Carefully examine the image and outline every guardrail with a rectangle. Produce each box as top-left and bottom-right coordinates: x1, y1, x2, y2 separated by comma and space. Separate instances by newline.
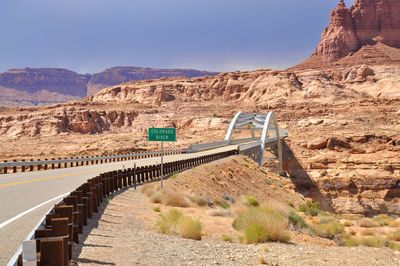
188, 137, 259, 152
0, 150, 185, 174
8, 149, 238, 266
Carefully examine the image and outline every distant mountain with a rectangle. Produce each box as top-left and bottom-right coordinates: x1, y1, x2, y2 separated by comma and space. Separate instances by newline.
0, 66, 219, 106
87, 67, 219, 96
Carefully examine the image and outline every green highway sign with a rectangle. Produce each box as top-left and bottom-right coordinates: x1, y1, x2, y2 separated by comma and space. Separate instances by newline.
148, 128, 176, 142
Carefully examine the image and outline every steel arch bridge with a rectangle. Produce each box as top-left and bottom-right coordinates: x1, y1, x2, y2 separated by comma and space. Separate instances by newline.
225, 111, 289, 174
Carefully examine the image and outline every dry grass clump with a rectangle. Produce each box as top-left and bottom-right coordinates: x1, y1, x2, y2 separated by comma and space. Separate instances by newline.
373, 214, 394, 226
233, 206, 290, 243
264, 199, 292, 218
208, 208, 232, 217
358, 218, 379, 228
244, 196, 260, 207
222, 234, 233, 242
215, 199, 231, 209
161, 190, 191, 207
343, 221, 353, 227
343, 236, 359, 247
188, 195, 209, 207
150, 191, 163, 203
388, 230, 400, 241
178, 216, 202, 240
361, 228, 375, 236
359, 237, 385, 247
313, 221, 345, 238
141, 183, 156, 197
156, 208, 183, 235
153, 206, 161, 212
156, 208, 202, 240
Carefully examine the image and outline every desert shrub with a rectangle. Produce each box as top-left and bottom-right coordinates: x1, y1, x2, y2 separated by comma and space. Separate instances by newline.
298, 200, 321, 217
348, 214, 363, 221
285, 199, 295, 208
343, 236, 360, 247
178, 216, 202, 240
156, 208, 183, 234
222, 234, 233, 242
154, 206, 161, 212
361, 228, 375, 236
162, 190, 190, 207
388, 230, 400, 241
150, 191, 163, 203
360, 237, 385, 247
289, 211, 309, 229
238, 235, 245, 244
343, 221, 353, 227
215, 199, 230, 209
388, 241, 400, 251
319, 217, 335, 224
373, 214, 394, 226
244, 196, 260, 207
358, 218, 379, 228
189, 195, 209, 207
141, 183, 155, 197
233, 206, 290, 243
314, 222, 344, 238
208, 208, 232, 217
265, 199, 291, 218
156, 208, 202, 240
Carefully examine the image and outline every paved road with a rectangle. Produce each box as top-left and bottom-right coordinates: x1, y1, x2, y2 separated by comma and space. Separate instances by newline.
0, 145, 240, 265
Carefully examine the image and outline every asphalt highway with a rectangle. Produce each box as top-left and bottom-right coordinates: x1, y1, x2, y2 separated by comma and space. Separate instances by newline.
0, 145, 239, 265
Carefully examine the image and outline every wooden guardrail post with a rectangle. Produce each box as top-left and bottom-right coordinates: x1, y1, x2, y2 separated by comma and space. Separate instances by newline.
51, 158, 55, 169
12, 159, 17, 173
37, 159, 42, 171
71, 190, 87, 226
123, 170, 127, 187
40, 238, 65, 266
3, 160, 8, 174
126, 168, 131, 186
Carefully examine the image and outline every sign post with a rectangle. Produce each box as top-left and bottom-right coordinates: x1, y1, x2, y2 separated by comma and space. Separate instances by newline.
148, 128, 176, 188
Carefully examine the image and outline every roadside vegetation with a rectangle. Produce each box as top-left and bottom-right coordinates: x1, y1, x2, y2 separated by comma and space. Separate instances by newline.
140, 156, 400, 253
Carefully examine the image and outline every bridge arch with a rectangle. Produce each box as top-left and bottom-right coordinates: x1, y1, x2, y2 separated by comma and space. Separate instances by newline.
225, 111, 285, 174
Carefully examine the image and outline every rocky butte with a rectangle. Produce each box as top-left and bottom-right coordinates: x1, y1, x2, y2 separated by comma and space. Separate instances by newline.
0, 0, 399, 216
295, 0, 400, 69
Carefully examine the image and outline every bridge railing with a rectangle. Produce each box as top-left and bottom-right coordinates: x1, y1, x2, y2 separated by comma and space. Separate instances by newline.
0, 150, 186, 174
7, 149, 238, 266
188, 137, 259, 152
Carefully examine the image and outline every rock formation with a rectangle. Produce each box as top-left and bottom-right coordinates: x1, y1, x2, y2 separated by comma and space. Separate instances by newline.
0, 67, 219, 106
316, 0, 400, 63
87, 67, 219, 96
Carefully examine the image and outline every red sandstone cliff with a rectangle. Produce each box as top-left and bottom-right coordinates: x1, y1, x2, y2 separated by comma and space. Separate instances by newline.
295, 0, 400, 69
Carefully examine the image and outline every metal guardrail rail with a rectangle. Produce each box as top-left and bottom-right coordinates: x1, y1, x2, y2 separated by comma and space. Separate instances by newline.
0, 150, 186, 168
188, 137, 259, 152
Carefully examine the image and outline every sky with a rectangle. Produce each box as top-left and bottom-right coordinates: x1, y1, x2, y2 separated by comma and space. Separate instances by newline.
0, 0, 351, 74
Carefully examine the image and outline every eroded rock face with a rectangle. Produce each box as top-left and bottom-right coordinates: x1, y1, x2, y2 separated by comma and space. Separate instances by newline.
316, 0, 400, 62
0, 67, 219, 106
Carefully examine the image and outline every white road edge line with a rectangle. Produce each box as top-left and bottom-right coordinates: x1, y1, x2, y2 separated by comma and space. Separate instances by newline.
0, 193, 69, 229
